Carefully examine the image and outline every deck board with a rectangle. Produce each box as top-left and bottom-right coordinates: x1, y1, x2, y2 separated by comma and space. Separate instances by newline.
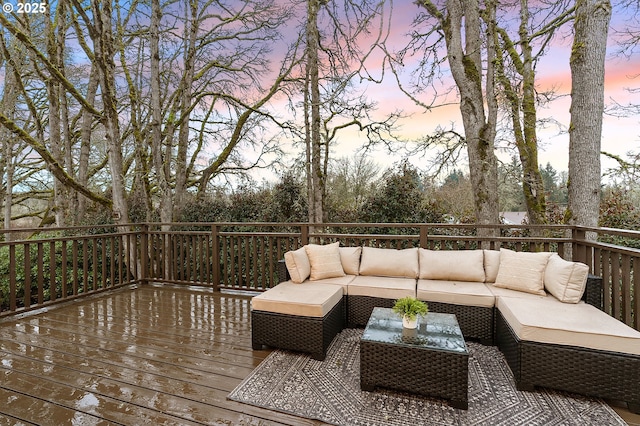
0, 286, 326, 425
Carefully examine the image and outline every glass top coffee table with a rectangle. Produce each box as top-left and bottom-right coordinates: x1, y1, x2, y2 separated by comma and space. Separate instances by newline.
360, 307, 469, 409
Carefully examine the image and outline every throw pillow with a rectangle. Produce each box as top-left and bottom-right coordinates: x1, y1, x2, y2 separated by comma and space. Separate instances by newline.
418, 249, 485, 282
544, 253, 589, 303
305, 242, 346, 280
493, 248, 552, 296
483, 249, 501, 283
339, 246, 362, 275
284, 247, 311, 283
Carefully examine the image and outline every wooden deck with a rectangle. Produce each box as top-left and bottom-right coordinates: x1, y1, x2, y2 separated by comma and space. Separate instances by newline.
1, 285, 639, 426
0, 285, 326, 425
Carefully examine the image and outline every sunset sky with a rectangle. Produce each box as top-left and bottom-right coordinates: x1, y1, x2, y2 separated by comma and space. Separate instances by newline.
291, 1, 640, 182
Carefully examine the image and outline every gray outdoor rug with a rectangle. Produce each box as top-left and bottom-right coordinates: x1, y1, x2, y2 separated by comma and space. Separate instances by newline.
229, 328, 626, 426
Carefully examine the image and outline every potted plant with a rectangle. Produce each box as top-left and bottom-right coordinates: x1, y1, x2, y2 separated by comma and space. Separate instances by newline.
392, 296, 428, 329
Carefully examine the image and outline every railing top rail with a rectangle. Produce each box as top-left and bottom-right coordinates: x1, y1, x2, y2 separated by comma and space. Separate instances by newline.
575, 225, 640, 238
141, 222, 573, 229
0, 224, 134, 234
579, 239, 640, 256
5, 222, 637, 231
0, 230, 139, 246
321, 234, 573, 242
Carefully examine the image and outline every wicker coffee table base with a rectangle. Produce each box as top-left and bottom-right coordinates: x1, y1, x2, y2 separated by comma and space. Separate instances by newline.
360, 339, 469, 409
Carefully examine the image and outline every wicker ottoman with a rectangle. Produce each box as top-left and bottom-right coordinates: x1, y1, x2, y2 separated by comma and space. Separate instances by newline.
360, 308, 469, 409
251, 282, 345, 360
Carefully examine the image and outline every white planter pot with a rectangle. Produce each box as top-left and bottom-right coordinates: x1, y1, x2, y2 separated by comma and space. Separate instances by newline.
402, 315, 418, 329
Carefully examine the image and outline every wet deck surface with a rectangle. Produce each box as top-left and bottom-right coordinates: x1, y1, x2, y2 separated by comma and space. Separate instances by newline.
2, 285, 638, 426
0, 286, 325, 425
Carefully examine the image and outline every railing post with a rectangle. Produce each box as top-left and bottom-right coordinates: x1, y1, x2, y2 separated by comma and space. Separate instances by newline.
9, 244, 16, 311
572, 227, 587, 264
419, 225, 428, 248
140, 224, 148, 285
301, 224, 309, 246
212, 224, 221, 291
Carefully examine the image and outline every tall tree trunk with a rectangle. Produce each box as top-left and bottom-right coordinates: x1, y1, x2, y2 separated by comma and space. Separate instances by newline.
1, 53, 17, 240
568, 0, 611, 231
150, 0, 173, 228
305, 57, 313, 226
491, 0, 547, 225
174, 0, 198, 220
91, 0, 130, 227
58, 7, 75, 225
46, 2, 70, 226
420, 0, 500, 232
77, 66, 99, 221
307, 0, 324, 224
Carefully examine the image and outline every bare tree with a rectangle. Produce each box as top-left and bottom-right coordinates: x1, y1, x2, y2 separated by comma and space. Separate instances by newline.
0, 11, 112, 224
306, 0, 324, 224
417, 0, 501, 231
490, 0, 575, 225
0, 38, 19, 238
302, 0, 396, 224
1, 0, 300, 228
568, 0, 612, 230
149, 0, 171, 227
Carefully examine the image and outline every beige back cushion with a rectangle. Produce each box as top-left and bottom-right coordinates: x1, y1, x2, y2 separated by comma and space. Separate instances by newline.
305, 242, 346, 281
418, 249, 485, 282
544, 253, 589, 303
493, 249, 552, 296
359, 246, 419, 278
339, 246, 362, 275
284, 247, 310, 283
483, 250, 501, 283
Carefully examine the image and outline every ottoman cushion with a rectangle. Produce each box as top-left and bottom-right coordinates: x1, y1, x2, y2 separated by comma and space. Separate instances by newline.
251, 281, 343, 318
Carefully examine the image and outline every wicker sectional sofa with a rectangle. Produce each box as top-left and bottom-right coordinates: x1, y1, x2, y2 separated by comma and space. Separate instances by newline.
251, 243, 640, 413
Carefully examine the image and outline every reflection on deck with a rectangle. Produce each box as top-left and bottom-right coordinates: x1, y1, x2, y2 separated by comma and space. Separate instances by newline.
0, 286, 321, 425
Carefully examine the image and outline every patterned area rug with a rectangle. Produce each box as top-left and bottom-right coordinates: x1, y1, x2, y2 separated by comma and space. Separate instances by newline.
229, 328, 626, 426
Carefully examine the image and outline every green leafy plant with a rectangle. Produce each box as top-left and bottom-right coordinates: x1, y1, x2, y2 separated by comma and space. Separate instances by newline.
392, 296, 428, 321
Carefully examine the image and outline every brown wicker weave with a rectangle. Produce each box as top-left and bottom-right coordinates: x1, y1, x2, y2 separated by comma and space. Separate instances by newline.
277, 259, 290, 284
360, 309, 469, 409
496, 308, 640, 414
422, 301, 494, 344
582, 274, 604, 309
347, 295, 395, 327
251, 297, 345, 361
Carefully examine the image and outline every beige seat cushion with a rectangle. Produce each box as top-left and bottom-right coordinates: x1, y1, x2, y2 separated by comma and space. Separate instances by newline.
497, 295, 640, 355
417, 280, 495, 308
284, 247, 311, 283
305, 242, 345, 280
493, 249, 552, 296
483, 249, 501, 283
359, 247, 419, 278
348, 275, 416, 299
251, 282, 343, 318
296, 275, 356, 294
544, 253, 589, 303
339, 246, 362, 275
419, 249, 485, 282
489, 285, 549, 301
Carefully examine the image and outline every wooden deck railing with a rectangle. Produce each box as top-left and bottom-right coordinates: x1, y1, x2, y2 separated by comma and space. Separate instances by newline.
1, 222, 639, 332
0, 225, 140, 316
